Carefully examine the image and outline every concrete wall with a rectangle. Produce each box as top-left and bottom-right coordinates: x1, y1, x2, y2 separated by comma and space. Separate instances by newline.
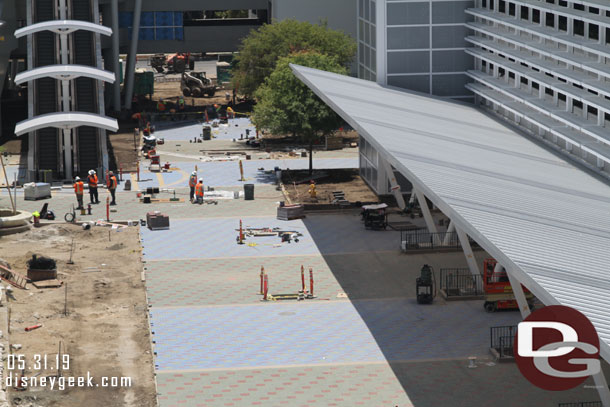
271, 0, 357, 39
115, 25, 260, 53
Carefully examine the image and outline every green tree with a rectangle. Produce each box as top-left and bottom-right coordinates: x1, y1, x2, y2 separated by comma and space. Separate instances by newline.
252, 52, 346, 174
232, 19, 356, 97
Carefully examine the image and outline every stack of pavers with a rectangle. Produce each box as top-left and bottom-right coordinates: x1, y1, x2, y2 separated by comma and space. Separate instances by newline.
147, 211, 170, 230
277, 203, 305, 220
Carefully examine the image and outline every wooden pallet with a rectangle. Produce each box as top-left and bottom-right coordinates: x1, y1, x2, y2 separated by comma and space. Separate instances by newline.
0, 264, 29, 289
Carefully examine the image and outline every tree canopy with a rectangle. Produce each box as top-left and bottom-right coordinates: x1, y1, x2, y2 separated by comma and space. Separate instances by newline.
232, 19, 356, 97
252, 52, 347, 173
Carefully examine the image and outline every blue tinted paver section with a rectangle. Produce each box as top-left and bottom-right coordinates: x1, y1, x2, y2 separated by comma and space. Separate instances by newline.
150, 299, 521, 371
154, 118, 256, 141
140, 217, 319, 260
136, 157, 359, 188
140, 215, 403, 260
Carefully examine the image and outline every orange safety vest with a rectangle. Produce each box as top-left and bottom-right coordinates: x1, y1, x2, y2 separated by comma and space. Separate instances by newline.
88, 174, 98, 188
74, 181, 84, 195
157, 101, 166, 112
189, 175, 197, 187
195, 183, 204, 197
107, 176, 117, 190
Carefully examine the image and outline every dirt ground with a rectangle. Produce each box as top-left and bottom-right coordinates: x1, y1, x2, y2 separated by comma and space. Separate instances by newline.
282, 169, 378, 205
0, 224, 155, 407
152, 80, 234, 107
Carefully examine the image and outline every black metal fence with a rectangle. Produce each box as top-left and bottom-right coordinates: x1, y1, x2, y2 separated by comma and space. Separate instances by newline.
400, 230, 479, 252
558, 403, 602, 407
490, 325, 518, 359
439, 268, 484, 297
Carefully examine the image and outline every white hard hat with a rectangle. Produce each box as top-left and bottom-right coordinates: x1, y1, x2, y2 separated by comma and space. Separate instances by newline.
75, 176, 81, 181
88, 169, 95, 175
192, 171, 196, 176
199, 178, 203, 182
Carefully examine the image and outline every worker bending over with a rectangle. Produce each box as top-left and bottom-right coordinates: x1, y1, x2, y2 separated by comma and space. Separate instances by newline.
188, 171, 197, 202
107, 171, 118, 206
88, 170, 99, 204
73, 177, 84, 209
195, 178, 204, 205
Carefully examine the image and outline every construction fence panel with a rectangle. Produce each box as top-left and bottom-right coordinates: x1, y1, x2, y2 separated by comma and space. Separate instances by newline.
557, 403, 603, 407
440, 268, 483, 297
490, 325, 517, 357
401, 230, 478, 251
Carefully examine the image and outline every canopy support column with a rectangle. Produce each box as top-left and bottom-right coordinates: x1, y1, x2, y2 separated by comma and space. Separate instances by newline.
456, 227, 481, 287
124, 0, 142, 110
380, 158, 406, 210
414, 189, 440, 245
443, 220, 455, 246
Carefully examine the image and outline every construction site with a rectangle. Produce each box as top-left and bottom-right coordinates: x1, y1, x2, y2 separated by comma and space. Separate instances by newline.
1, 0, 610, 407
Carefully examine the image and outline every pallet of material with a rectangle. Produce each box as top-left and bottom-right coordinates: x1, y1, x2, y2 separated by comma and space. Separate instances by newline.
277, 204, 305, 220
32, 279, 63, 289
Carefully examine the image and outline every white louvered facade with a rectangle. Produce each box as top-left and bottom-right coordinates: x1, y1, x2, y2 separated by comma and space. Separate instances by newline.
466, 0, 610, 177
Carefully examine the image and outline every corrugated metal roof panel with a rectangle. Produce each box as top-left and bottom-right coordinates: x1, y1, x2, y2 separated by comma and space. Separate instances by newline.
291, 64, 610, 360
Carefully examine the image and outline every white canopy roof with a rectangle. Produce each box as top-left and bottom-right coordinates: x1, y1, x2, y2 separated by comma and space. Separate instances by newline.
14, 20, 112, 38
291, 64, 610, 360
15, 65, 115, 85
15, 112, 118, 135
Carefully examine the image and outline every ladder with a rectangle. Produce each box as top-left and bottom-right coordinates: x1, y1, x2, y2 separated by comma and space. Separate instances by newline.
0, 264, 29, 289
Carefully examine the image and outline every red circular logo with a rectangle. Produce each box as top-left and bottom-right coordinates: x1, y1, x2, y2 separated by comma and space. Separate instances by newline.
514, 305, 600, 391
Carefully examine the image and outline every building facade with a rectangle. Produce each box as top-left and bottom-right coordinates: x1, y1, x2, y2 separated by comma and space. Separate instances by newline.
358, 0, 610, 193
466, 0, 610, 176
358, 0, 475, 101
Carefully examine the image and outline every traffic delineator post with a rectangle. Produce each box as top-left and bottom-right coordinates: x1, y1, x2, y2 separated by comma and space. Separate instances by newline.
263, 273, 269, 301
260, 266, 265, 295
309, 268, 314, 296
301, 265, 305, 291
106, 197, 110, 222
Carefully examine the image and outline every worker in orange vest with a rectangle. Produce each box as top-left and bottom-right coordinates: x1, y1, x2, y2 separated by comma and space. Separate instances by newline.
157, 99, 166, 112
194, 178, 204, 205
73, 176, 84, 209
188, 171, 197, 202
87, 169, 99, 204
107, 171, 118, 206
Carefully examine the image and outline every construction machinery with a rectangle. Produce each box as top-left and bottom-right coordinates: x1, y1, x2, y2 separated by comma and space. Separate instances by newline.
181, 71, 216, 97
416, 264, 436, 304
483, 258, 533, 312
151, 52, 191, 73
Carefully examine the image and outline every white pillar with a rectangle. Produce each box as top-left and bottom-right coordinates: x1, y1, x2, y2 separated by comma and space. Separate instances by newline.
505, 267, 531, 318
455, 226, 482, 290
124, 0, 142, 110
111, 0, 121, 111
414, 188, 438, 237
59, 0, 73, 180
380, 158, 406, 210
443, 220, 455, 246
592, 372, 610, 407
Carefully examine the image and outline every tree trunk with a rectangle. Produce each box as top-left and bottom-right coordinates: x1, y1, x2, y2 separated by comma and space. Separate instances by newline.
309, 138, 313, 175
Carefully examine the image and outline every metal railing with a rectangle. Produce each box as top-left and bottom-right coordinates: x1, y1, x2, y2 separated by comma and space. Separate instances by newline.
400, 230, 478, 251
490, 325, 517, 359
558, 403, 602, 407
440, 268, 484, 297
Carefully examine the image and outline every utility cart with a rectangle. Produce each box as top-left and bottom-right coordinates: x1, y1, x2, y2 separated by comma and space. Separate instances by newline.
361, 203, 388, 230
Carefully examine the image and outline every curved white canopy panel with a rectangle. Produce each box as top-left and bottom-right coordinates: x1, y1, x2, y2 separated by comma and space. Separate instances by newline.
15, 113, 118, 136
15, 65, 115, 85
14, 20, 112, 38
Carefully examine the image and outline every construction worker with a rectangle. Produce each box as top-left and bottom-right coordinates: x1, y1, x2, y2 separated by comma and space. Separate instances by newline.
107, 171, 118, 206
73, 176, 84, 209
188, 171, 197, 202
157, 99, 166, 112
194, 178, 204, 205
178, 96, 185, 110
87, 170, 99, 204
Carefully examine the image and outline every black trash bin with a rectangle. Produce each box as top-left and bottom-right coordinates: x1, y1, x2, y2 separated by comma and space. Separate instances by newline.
244, 184, 255, 200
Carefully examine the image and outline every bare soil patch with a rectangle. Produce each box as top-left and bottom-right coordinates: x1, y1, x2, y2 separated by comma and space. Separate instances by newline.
0, 224, 155, 407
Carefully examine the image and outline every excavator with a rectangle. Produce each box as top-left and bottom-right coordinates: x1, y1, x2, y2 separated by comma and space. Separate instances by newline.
151, 52, 190, 73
